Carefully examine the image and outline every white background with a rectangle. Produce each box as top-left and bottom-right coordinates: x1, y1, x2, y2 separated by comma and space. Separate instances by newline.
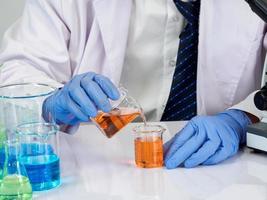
0, 0, 25, 44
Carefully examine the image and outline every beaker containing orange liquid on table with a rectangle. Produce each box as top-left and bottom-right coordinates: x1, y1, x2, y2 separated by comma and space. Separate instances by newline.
91, 87, 146, 138
133, 124, 165, 168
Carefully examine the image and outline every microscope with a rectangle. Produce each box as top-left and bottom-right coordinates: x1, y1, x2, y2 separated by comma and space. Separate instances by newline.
246, 0, 267, 152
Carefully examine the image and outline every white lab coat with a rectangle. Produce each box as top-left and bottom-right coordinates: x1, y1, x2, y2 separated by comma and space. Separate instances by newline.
0, 0, 265, 119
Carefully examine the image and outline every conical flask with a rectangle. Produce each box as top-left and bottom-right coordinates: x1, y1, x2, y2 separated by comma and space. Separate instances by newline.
0, 139, 32, 200
0, 139, 4, 184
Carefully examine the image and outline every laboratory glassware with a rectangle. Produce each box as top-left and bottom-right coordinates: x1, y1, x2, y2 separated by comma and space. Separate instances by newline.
0, 129, 6, 180
0, 141, 4, 184
91, 87, 146, 138
16, 122, 60, 191
0, 139, 32, 200
133, 124, 165, 168
0, 83, 56, 140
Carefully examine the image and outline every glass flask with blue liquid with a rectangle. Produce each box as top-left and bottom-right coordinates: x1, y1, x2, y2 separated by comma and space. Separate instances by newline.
16, 123, 60, 191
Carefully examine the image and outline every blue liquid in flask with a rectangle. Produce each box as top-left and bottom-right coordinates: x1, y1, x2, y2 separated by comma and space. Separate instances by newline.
19, 144, 60, 191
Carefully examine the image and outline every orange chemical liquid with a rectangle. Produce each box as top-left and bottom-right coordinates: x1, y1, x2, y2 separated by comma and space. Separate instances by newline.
93, 107, 141, 138
135, 137, 163, 168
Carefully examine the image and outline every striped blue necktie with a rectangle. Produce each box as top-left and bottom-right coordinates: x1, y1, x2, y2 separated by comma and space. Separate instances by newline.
161, 0, 200, 121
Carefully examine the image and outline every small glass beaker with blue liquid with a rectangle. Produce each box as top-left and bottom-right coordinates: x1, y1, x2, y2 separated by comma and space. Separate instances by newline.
16, 122, 60, 191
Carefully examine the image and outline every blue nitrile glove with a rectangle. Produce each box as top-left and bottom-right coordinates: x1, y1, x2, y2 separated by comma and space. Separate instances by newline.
164, 110, 252, 169
42, 72, 120, 125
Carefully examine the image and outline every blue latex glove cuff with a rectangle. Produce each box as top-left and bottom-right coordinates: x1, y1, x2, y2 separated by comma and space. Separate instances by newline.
218, 109, 252, 145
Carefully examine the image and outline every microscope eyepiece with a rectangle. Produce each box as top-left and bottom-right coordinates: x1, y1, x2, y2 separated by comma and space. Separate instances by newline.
254, 86, 267, 111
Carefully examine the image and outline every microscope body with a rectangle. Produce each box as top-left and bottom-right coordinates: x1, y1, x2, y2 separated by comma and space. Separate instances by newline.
247, 120, 267, 152
236, 0, 267, 151
246, 72, 267, 152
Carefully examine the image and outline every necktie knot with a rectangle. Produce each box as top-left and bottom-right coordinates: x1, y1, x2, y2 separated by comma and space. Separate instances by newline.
173, 0, 200, 24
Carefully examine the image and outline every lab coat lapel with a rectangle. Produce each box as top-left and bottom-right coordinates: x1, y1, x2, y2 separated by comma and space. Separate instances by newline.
93, 0, 132, 85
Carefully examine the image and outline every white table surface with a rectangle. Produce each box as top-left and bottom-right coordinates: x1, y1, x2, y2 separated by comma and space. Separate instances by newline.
35, 122, 267, 200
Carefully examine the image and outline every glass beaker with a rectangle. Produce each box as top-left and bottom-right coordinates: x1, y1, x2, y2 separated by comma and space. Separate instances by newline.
133, 124, 165, 168
0, 83, 56, 140
0, 139, 32, 200
16, 122, 60, 191
91, 87, 146, 138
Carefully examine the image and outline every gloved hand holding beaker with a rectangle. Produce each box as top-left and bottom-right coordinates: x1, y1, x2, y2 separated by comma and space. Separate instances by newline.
43, 72, 120, 125
164, 109, 252, 169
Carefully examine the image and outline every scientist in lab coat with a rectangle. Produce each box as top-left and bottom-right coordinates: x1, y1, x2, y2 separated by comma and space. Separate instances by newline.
0, 0, 264, 169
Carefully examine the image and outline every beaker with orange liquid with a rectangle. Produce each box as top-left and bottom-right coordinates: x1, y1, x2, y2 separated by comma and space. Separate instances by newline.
133, 124, 165, 168
91, 87, 146, 138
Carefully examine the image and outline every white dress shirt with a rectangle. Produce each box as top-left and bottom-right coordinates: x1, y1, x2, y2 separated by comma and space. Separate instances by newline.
121, 0, 185, 121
